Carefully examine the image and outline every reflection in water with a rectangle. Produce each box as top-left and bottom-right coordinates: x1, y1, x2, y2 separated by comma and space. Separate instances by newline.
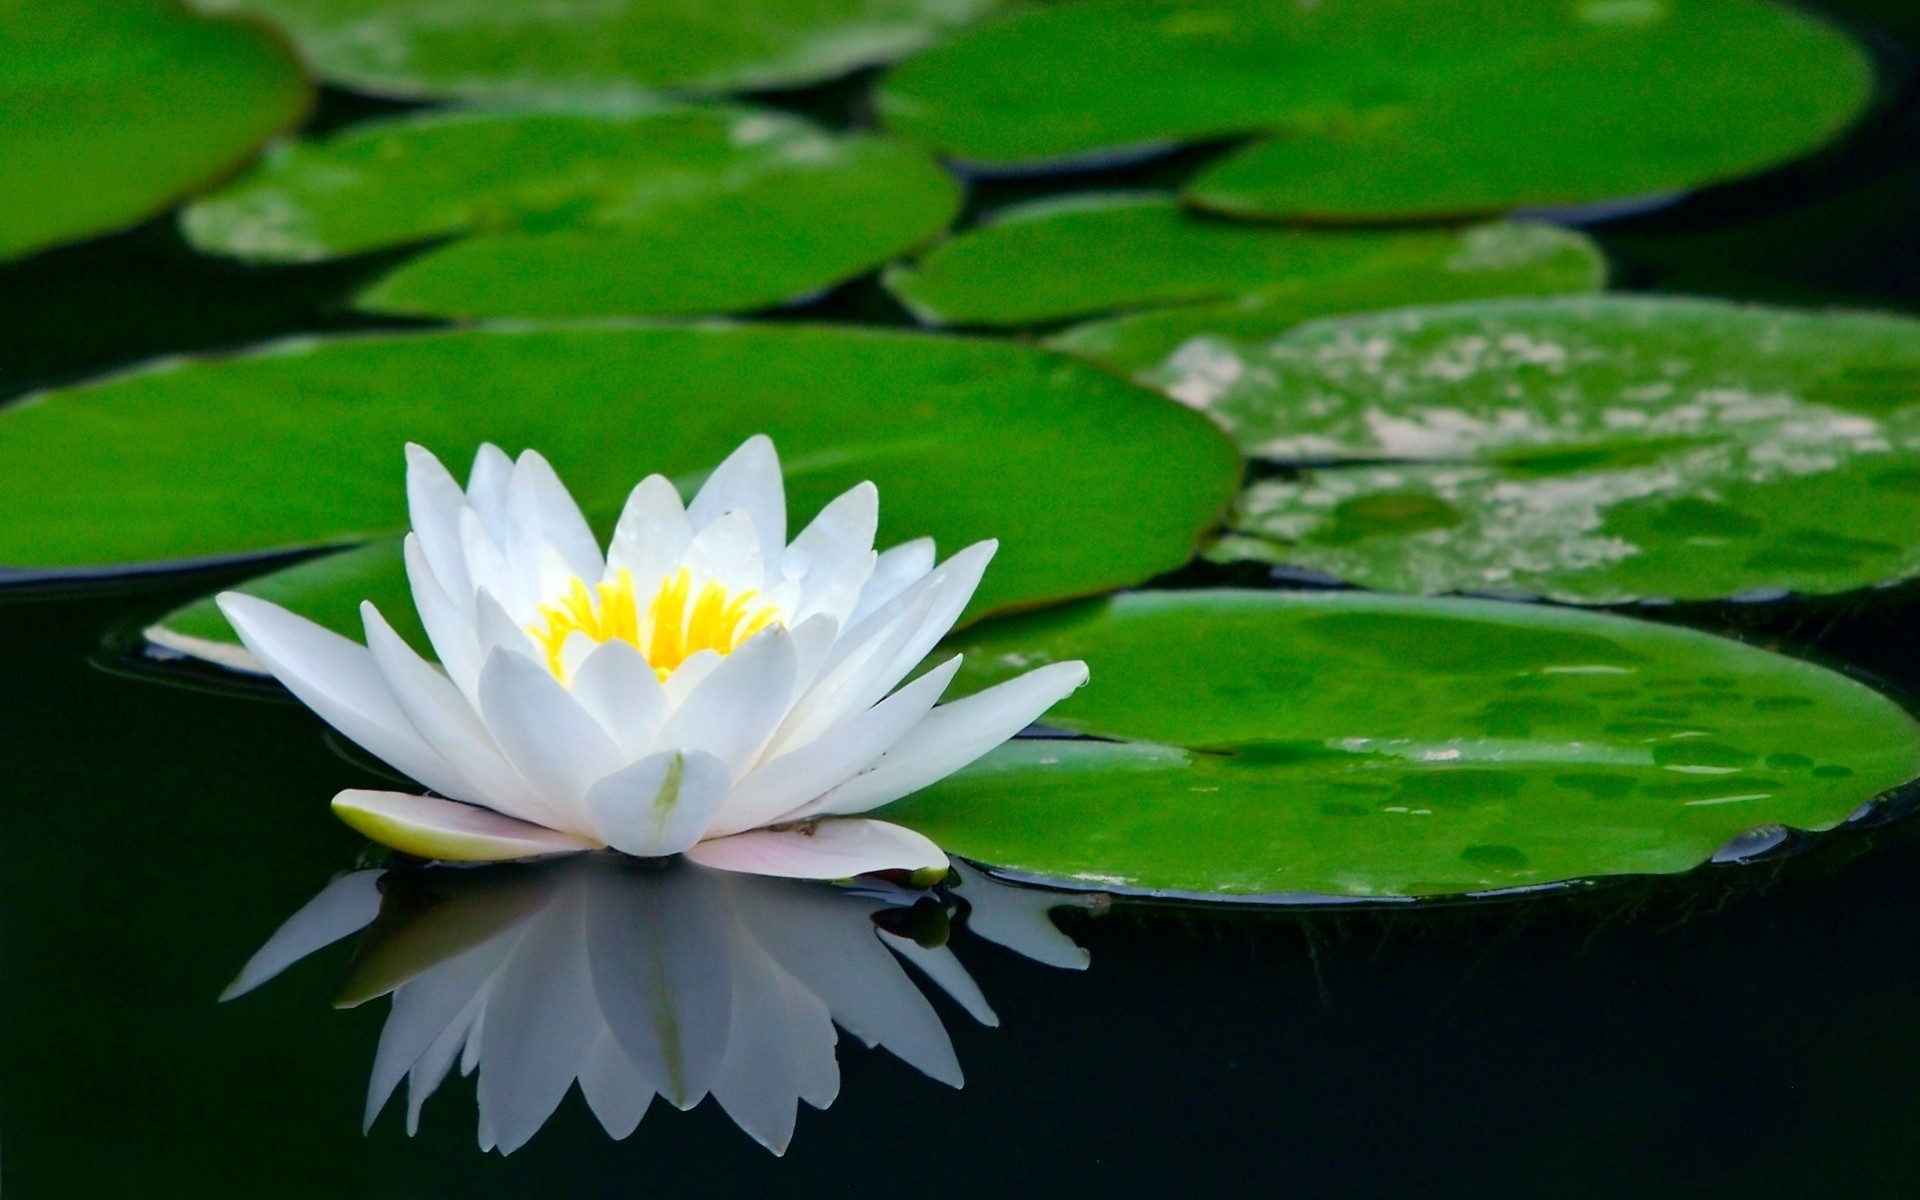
226, 855, 1092, 1154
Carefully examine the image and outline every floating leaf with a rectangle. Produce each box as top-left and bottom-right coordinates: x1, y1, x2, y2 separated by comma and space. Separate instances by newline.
190, 0, 1006, 98
1144, 296, 1920, 603
884, 195, 1603, 328
0, 323, 1238, 661
889, 590, 1920, 898
878, 0, 1871, 218
0, 0, 309, 261
182, 105, 960, 319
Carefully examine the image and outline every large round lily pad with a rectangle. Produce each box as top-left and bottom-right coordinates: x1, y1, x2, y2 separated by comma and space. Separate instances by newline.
878, 0, 1872, 219
189, 0, 1006, 98
182, 105, 961, 319
888, 590, 1920, 899
1144, 296, 1920, 603
0, 0, 310, 262
0, 323, 1237, 657
884, 195, 1603, 328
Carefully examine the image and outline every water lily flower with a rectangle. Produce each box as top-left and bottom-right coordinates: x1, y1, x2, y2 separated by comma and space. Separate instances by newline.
218, 437, 1087, 880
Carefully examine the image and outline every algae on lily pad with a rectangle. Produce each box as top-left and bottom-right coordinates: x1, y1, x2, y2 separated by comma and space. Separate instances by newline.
884, 194, 1604, 328
0, 323, 1239, 661
188, 0, 1005, 98
0, 0, 309, 262
1147, 296, 1920, 603
183, 105, 961, 319
888, 590, 1920, 899
878, 0, 1871, 219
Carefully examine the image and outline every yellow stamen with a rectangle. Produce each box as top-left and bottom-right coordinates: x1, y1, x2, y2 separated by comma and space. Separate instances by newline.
528, 567, 781, 682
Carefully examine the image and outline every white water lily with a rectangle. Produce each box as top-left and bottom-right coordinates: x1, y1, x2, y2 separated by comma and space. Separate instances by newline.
217, 436, 1087, 880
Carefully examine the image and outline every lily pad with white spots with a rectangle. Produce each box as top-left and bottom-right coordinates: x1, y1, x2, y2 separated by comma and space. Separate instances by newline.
0, 0, 309, 262
878, 0, 1872, 219
887, 590, 1920, 899
188, 0, 1006, 98
182, 105, 961, 319
0, 323, 1239, 664
1144, 296, 1920, 603
883, 194, 1604, 328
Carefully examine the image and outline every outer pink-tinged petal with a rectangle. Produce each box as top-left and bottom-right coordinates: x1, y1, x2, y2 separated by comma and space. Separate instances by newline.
607, 474, 690, 586
685, 819, 947, 880
801, 661, 1089, 818
506, 449, 604, 584
403, 534, 481, 695
585, 750, 731, 858
711, 656, 961, 839
478, 650, 627, 824
651, 628, 798, 778
362, 603, 550, 825
217, 592, 471, 801
688, 435, 786, 572
848, 537, 935, 627
332, 791, 598, 862
784, 481, 877, 584
406, 444, 474, 601
568, 639, 669, 757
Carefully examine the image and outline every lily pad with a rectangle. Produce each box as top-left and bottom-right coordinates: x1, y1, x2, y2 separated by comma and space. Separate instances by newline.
0, 0, 310, 261
884, 195, 1603, 328
189, 0, 1005, 98
182, 105, 961, 319
878, 0, 1872, 219
889, 590, 1920, 898
0, 323, 1236, 658
1145, 296, 1920, 603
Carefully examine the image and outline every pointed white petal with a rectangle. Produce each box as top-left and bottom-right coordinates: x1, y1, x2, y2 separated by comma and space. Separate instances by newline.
367, 932, 515, 1132
217, 593, 471, 800
461, 507, 527, 618
568, 639, 669, 757
465, 443, 515, 542
332, 791, 598, 861
802, 661, 1088, 818
650, 627, 798, 778
473, 588, 538, 666
478, 650, 627, 826
606, 474, 691, 585
709, 927, 808, 1155
686, 819, 947, 880
473, 885, 599, 1154
786, 613, 841, 696
790, 548, 878, 628
712, 657, 960, 838
660, 647, 724, 704
406, 444, 474, 601
784, 481, 877, 583
222, 870, 385, 1000
577, 1026, 654, 1140
951, 860, 1092, 970
506, 449, 604, 584
881, 934, 998, 1027
585, 750, 731, 857
766, 586, 939, 758
849, 537, 935, 627
687, 435, 785, 572
684, 509, 765, 593
404, 534, 481, 697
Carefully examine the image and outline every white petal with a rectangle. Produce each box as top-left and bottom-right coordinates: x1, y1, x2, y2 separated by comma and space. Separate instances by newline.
766, 586, 939, 758
951, 860, 1092, 971
221, 870, 385, 1000
332, 790, 598, 862
406, 444, 474, 601
684, 509, 765, 594
362, 603, 551, 825
786, 613, 841, 696
880, 934, 998, 1027
404, 533, 481, 698
650, 627, 798, 778
686, 819, 947, 880
687, 435, 785, 572
784, 481, 877, 583
708, 927, 811, 1155
711, 656, 961, 839
465, 442, 515, 543
568, 639, 669, 757
585, 749, 731, 857
462, 507, 526, 618
478, 650, 627, 827
473, 588, 538, 666
802, 661, 1088, 818
849, 537, 935, 627
577, 1026, 653, 1140
606, 474, 691, 586
367, 933, 513, 1132
505, 449, 604, 584
789, 548, 877, 629
217, 593, 471, 801
661, 648, 724, 703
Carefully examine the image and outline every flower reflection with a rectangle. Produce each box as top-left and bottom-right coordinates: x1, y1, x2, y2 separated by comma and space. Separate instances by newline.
225, 856, 1093, 1154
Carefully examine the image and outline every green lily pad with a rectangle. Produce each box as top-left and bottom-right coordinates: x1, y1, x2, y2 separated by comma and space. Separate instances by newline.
878, 0, 1871, 219
889, 590, 1920, 898
0, 323, 1235, 659
1144, 295, 1920, 603
1036, 220, 1606, 371
0, 0, 310, 261
189, 0, 1005, 98
182, 105, 960, 319
883, 195, 1603, 328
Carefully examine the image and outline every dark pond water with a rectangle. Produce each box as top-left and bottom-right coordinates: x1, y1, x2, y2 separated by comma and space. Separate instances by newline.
5, 2, 1920, 1195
